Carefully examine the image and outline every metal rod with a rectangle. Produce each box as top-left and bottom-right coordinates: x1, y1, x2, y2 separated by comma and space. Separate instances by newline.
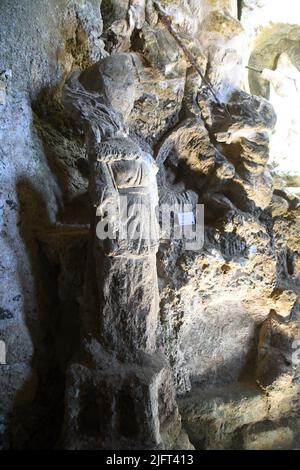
153, 1, 223, 107
246, 65, 263, 74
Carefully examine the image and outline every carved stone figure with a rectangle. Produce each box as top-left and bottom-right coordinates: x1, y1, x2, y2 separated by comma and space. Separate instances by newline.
262, 53, 300, 188
92, 136, 160, 358
63, 54, 161, 358
93, 136, 159, 257
62, 53, 184, 449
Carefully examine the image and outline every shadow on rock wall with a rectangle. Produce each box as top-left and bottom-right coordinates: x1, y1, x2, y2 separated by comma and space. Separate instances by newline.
8, 181, 65, 448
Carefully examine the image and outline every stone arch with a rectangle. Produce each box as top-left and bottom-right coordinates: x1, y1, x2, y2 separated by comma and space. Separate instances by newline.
248, 23, 300, 98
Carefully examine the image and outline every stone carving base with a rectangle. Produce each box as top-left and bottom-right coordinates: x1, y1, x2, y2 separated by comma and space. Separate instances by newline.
62, 341, 183, 450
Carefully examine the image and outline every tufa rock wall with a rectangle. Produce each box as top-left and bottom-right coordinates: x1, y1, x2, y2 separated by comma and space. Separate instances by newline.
0, 0, 299, 449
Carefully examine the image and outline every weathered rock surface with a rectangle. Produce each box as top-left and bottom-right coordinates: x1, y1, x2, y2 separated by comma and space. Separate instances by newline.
0, 0, 104, 449
0, 0, 299, 450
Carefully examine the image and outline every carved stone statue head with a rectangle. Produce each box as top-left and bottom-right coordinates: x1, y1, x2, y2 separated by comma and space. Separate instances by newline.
77, 53, 138, 121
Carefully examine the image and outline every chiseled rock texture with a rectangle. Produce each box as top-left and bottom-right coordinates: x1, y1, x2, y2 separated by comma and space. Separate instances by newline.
0, 0, 299, 450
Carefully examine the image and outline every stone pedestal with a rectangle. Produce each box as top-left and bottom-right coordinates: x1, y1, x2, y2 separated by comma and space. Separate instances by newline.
63, 342, 181, 450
